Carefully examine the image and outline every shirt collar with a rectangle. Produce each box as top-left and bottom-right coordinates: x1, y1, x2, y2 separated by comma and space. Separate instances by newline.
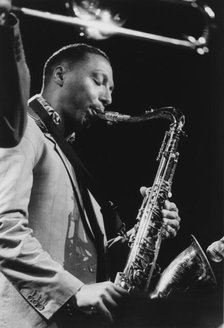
28, 94, 76, 143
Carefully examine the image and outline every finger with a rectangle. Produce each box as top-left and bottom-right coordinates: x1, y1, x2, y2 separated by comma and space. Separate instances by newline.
162, 209, 180, 222
101, 285, 128, 307
100, 282, 129, 302
106, 297, 119, 310
96, 301, 114, 323
163, 218, 180, 232
140, 186, 147, 197
103, 281, 128, 296
162, 224, 177, 239
113, 285, 129, 296
164, 200, 179, 213
94, 285, 127, 319
102, 292, 121, 312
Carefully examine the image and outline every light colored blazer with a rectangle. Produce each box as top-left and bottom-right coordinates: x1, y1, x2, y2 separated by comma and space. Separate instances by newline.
0, 14, 87, 327
0, 14, 118, 328
0, 115, 105, 327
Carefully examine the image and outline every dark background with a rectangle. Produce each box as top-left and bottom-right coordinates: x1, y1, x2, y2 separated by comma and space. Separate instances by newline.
13, 0, 223, 326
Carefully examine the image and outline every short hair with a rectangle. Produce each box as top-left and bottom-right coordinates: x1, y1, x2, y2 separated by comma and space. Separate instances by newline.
42, 43, 110, 88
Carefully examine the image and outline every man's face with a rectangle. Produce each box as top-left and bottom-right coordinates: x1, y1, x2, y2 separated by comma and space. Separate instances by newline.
59, 53, 114, 131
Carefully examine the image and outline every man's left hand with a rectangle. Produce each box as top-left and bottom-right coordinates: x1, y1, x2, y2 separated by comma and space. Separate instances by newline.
162, 199, 180, 238
140, 186, 181, 239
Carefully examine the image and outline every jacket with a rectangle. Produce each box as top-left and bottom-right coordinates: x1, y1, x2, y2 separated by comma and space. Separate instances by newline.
0, 111, 109, 327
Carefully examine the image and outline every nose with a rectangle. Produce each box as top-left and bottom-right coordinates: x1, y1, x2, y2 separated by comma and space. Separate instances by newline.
100, 88, 112, 108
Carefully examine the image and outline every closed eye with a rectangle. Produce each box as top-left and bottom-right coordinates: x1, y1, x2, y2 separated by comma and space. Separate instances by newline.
93, 78, 102, 86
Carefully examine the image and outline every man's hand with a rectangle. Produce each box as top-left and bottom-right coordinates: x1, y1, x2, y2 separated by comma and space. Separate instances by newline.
75, 281, 128, 323
140, 186, 181, 239
206, 236, 224, 263
0, 0, 11, 25
0, 0, 11, 11
162, 199, 180, 238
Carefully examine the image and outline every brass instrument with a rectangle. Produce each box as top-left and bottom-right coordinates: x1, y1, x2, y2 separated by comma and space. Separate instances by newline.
113, 106, 185, 294
150, 234, 216, 298
12, 0, 215, 54
97, 108, 216, 296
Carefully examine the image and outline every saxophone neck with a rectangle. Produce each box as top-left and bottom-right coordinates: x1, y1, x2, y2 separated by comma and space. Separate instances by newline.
97, 106, 185, 128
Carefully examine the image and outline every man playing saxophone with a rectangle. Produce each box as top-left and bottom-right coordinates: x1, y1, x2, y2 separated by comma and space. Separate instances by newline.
0, 1, 181, 327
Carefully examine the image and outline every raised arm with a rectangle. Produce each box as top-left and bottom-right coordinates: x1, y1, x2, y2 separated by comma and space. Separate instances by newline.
0, 0, 29, 147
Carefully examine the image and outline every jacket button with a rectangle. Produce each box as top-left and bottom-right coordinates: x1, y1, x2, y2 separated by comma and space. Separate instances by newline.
88, 265, 96, 273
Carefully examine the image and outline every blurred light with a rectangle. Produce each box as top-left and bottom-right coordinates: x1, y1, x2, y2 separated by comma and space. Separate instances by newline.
66, 0, 126, 39
204, 5, 215, 19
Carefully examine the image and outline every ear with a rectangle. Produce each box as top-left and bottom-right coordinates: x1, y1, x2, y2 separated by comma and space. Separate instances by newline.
53, 66, 66, 86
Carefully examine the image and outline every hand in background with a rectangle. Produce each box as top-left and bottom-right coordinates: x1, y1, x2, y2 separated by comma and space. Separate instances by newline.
0, 0, 11, 12
206, 237, 224, 263
0, 0, 11, 25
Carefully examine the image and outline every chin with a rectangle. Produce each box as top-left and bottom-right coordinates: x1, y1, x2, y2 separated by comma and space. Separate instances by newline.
83, 121, 92, 129
81, 115, 94, 129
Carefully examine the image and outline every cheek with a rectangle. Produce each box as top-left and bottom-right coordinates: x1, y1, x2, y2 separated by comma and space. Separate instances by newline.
65, 78, 97, 107
76, 80, 98, 101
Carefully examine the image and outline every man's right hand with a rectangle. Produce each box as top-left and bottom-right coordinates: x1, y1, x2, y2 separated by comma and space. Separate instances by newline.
75, 281, 128, 323
0, 0, 11, 13
0, 0, 11, 25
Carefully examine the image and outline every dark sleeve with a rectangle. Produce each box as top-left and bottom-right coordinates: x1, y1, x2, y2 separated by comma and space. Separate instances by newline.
107, 235, 130, 280
0, 13, 29, 147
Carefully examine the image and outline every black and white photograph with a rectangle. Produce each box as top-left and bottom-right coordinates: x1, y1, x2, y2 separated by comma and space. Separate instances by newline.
0, 0, 223, 327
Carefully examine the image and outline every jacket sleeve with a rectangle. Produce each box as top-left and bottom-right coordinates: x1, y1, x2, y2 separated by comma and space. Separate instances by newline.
0, 13, 28, 148
0, 121, 84, 320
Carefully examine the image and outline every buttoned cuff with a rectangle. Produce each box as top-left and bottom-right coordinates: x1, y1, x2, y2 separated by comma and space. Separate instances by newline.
19, 270, 85, 320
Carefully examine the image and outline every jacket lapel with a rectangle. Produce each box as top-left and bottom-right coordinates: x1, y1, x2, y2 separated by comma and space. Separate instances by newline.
45, 133, 78, 191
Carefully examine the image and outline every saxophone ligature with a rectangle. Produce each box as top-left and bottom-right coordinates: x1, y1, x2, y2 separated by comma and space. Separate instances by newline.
99, 107, 216, 297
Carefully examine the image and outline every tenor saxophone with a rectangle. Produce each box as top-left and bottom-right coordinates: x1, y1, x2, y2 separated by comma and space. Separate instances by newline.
98, 107, 216, 296
113, 107, 185, 294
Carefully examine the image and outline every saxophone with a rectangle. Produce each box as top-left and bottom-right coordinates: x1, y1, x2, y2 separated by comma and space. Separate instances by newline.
98, 107, 216, 296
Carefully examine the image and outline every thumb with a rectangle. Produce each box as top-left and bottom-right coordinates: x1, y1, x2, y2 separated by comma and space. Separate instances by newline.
140, 186, 148, 197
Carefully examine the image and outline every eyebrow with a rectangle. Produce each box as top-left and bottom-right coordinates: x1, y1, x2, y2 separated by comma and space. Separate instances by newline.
92, 71, 114, 90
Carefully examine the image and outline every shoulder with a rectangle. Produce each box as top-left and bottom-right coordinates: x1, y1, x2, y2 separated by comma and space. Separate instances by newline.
15, 116, 46, 164
25, 116, 45, 145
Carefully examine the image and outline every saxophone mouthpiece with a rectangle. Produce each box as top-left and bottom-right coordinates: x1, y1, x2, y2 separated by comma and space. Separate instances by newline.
97, 111, 131, 123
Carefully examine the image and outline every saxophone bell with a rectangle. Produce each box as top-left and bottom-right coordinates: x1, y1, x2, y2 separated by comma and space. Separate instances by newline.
150, 235, 216, 299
